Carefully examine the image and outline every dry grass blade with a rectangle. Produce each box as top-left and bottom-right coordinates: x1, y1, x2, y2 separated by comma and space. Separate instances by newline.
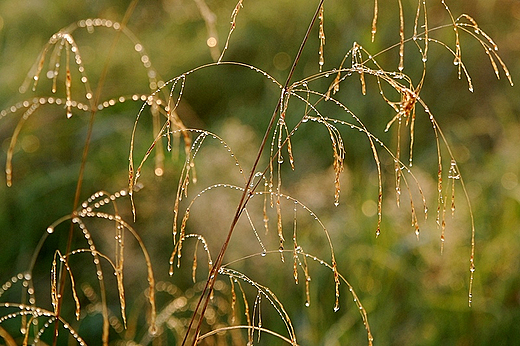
220, 267, 298, 344
398, 0, 405, 71
218, 0, 244, 63
371, 0, 378, 42
0, 326, 17, 346
318, 4, 325, 72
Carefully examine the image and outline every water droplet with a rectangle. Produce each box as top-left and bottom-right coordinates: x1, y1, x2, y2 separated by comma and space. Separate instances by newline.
149, 325, 158, 335
47, 227, 54, 234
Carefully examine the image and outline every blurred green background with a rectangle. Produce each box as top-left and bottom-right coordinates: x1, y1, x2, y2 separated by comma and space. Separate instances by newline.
0, 0, 519, 345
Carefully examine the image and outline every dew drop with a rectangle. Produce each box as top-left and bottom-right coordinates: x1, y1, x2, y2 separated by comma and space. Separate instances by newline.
47, 227, 54, 234
149, 325, 158, 335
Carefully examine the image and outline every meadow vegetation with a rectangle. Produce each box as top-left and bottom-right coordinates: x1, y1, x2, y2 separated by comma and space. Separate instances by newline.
0, 0, 518, 345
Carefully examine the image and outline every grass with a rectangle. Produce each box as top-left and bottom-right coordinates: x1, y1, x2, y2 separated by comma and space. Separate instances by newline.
0, 0, 515, 345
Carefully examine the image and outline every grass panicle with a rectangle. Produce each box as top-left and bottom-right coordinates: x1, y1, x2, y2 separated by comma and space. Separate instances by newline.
0, 0, 513, 345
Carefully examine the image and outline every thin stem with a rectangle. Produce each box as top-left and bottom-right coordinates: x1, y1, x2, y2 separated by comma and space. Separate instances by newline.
181, 1, 325, 344
51, 2, 139, 345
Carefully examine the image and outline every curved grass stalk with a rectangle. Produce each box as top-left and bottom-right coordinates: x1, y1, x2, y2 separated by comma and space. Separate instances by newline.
275, 74, 431, 238
219, 267, 298, 344
199, 325, 297, 345
423, 112, 476, 307
22, 186, 157, 344
77, 189, 157, 332
50, 250, 81, 321
0, 326, 16, 346
128, 61, 281, 219
222, 248, 374, 346
167, 130, 248, 272
286, 86, 385, 236
45, 216, 111, 344
19, 15, 162, 97
5, 103, 40, 187
0, 303, 87, 345
169, 176, 369, 340
1, 92, 169, 186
